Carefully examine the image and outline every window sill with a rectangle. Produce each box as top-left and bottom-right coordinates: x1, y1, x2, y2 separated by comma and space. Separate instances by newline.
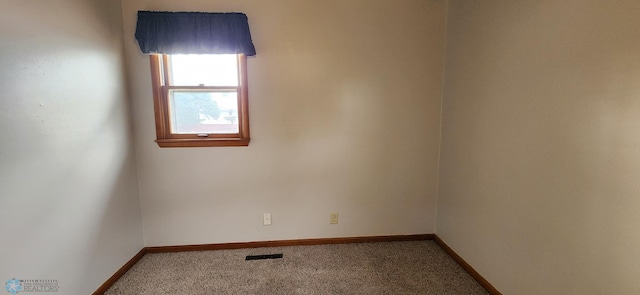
156, 138, 250, 148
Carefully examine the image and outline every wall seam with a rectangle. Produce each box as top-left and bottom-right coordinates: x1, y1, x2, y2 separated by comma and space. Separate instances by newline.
433, 0, 450, 235
118, 0, 148, 248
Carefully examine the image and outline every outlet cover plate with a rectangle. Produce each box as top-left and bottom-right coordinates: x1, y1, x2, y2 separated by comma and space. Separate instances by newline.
263, 213, 272, 225
330, 213, 338, 224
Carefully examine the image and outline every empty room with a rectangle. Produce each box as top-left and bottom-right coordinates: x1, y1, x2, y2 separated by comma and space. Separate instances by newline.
1, 0, 639, 294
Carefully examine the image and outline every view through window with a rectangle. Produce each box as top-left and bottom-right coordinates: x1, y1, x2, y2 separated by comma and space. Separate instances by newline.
168, 54, 239, 135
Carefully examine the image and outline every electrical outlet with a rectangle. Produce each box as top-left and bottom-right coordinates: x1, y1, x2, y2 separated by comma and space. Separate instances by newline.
330, 213, 338, 224
263, 213, 272, 225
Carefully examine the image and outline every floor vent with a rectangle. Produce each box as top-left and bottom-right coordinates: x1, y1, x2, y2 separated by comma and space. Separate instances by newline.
245, 254, 284, 260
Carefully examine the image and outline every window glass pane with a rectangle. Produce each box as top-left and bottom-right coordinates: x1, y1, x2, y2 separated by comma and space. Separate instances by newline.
169, 90, 239, 134
169, 54, 238, 86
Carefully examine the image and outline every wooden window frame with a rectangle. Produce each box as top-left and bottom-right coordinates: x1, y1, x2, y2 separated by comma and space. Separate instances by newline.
149, 54, 250, 147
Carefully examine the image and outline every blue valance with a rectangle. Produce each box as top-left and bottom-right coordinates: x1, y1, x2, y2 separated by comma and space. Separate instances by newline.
135, 11, 256, 56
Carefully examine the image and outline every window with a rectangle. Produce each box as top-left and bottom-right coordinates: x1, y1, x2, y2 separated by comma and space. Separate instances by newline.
149, 53, 250, 147
134, 11, 256, 147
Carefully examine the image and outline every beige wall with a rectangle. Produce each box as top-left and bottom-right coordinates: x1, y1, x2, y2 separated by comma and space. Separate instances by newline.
121, 0, 446, 246
438, 1, 640, 294
0, 0, 143, 293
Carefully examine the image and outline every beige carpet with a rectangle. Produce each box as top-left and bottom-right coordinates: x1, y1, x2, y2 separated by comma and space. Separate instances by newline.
105, 241, 488, 294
